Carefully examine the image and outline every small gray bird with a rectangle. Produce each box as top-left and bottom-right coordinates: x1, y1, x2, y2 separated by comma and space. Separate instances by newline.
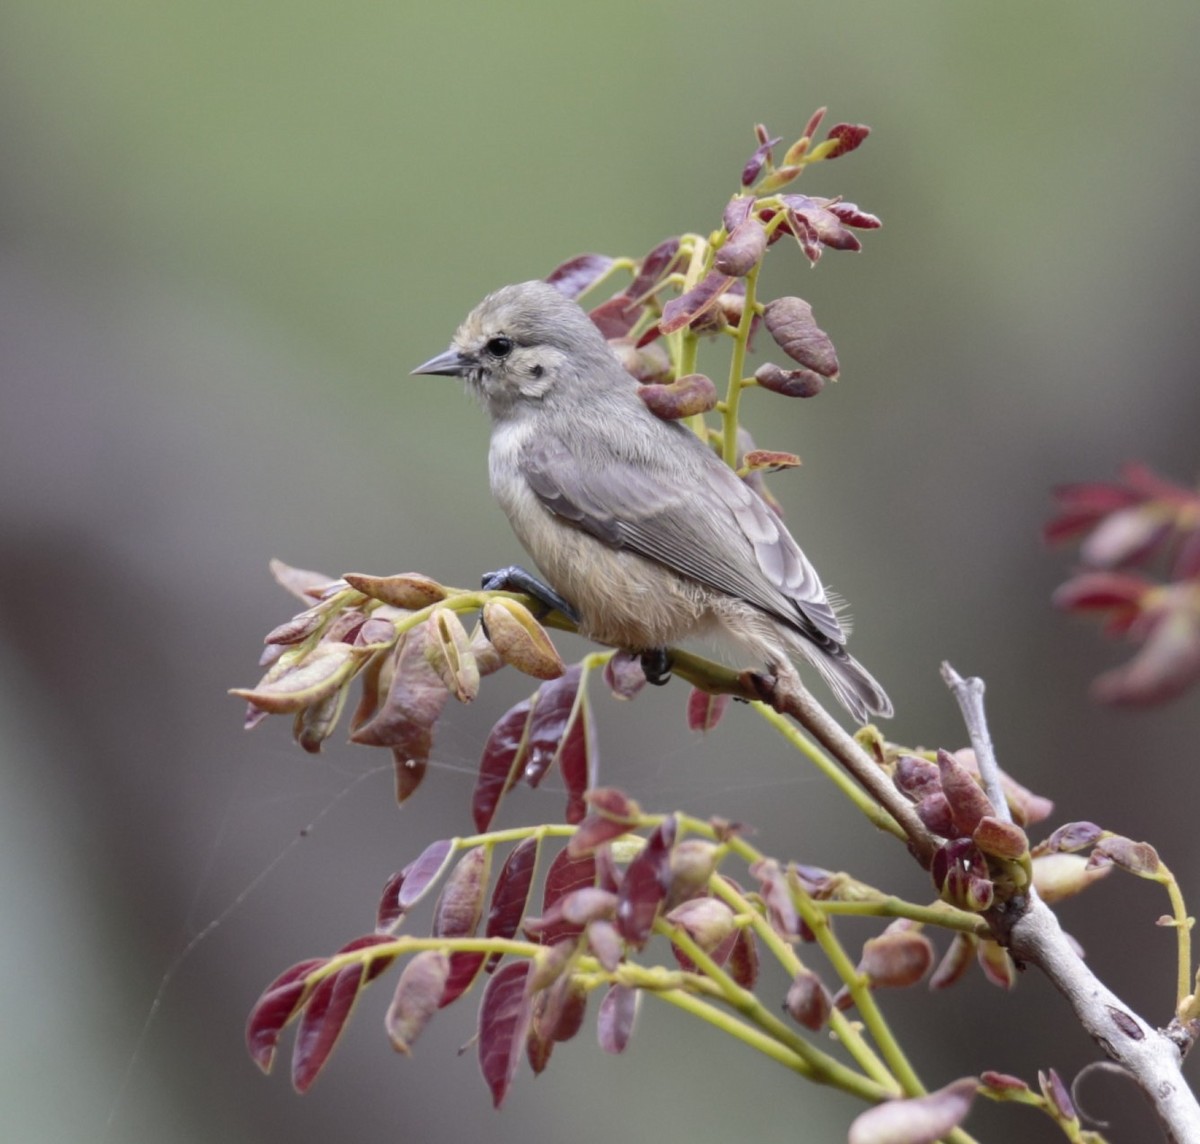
413, 280, 892, 723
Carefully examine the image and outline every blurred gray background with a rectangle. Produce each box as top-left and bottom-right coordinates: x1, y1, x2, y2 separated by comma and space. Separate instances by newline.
2, 3, 1198, 1142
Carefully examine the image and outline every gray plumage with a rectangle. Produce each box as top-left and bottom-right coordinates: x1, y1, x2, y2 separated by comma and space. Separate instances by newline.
413, 280, 892, 723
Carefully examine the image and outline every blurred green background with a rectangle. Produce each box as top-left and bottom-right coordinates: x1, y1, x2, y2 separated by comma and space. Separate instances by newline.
2, 3, 1198, 1142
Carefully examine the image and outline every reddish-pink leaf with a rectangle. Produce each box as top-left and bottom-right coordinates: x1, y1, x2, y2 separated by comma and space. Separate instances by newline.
538, 849, 597, 946
568, 787, 641, 857
545, 254, 614, 300
589, 295, 639, 339
485, 836, 541, 969
749, 858, 799, 939
848, 1078, 977, 1144
929, 932, 977, 991
754, 361, 827, 398
392, 754, 427, 805
741, 132, 782, 186
478, 961, 533, 1108
434, 847, 489, 938
246, 958, 325, 1073
398, 839, 455, 911
350, 628, 449, 796
660, 270, 736, 334
440, 952, 488, 1008
603, 650, 647, 699
473, 696, 538, 833
824, 200, 881, 229
937, 748, 995, 837
615, 816, 675, 948
559, 698, 596, 825
386, 950, 450, 1053
269, 558, 338, 603
722, 195, 754, 234
291, 964, 364, 1093
638, 374, 719, 421
687, 688, 730, 732
1040, 821, 1104, 854
586, 918, 624, 971
335, 933, 397, 983
634, 321, 663, 349
597, 984, 640, 1053
536, 974, 589, 1044
713, 217, 767, 277
628, 237, 682, 302
824, 123, 870, 159
727, 927, 760, 988
523, 667, 583, 788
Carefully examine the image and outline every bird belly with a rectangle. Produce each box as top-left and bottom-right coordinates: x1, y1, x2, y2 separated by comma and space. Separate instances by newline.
495, 474, 708, 650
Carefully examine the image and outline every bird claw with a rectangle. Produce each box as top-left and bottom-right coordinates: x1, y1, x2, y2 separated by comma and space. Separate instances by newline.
640, 648, 673, 686
480, 565, 580, 624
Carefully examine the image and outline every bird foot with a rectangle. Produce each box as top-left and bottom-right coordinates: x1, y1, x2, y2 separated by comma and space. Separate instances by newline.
640, 648, 673, 686
480, 565, 580, 624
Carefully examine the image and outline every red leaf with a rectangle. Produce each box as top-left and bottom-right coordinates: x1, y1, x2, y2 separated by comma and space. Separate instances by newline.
473, 696, 538, 833
628, 238, 682, 302
687, 688, 730, 732
246, 958, 326, 1073
538, 848, 597, 946
638, 374, 719, 421
268, 558, 339, 603
559, 697, 595, 825
291, 964, 364, 1093
336, 933, 397, 983
1051, 571, 1149, 611
589, 295, 639, 339
478, 961, 533, 1108
568, 787, 641, 857
434, 847, 490, 938
397, 839, 455, 911
660, 270, 736, 334
386, 949, 450, 1053
615, 817, 675, 948
722, 195, 754, 234
603, 650, 647, 699
824, 200, 881, 229
545, 254, 614, 300
749, 858, 798, 939
523, 666, 583, 789
824, 123, 870, 159
485, 836, 541, 970
727, 928, 759, 988
848, 1078, 977, 1144
597, 984, 640, 1053
634, 321, 663, 349
440, 952, 489, 1007
350, 627, 449, 794
392, 754, 426, 805
741, 133, 782, 187
376, 869, 407, 930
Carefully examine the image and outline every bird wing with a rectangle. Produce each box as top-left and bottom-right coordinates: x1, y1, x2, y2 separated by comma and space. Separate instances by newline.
522, 430, 845, 645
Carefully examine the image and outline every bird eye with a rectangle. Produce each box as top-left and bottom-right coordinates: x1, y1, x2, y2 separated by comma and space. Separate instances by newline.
485, 336, 513, 359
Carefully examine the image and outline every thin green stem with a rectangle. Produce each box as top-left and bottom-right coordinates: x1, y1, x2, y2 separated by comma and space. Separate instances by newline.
721, 263, 758, 466
1156, 861, 1196, 1016
752, 701, 906, 840
651, 989, 820, 1080
819, 899, 989, 937
702, 864, 898, 1091
655, 916, 891, 1100
794, 888, 927, 1098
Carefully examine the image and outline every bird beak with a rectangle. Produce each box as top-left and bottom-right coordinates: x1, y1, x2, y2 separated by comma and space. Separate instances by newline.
411, 347, 472, 377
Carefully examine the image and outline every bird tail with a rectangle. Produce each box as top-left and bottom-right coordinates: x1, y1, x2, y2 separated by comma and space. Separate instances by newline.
789, 634, 893, 724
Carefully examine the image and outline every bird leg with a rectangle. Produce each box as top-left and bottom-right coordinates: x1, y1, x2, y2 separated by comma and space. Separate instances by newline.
639, 648, 673, 686
480, 565, 580, 623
